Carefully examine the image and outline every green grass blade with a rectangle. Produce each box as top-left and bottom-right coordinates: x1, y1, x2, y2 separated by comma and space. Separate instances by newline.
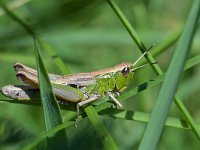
34, 38, 69, 149
99, 108, 190, 130
139, 0, 200, 149
85, 106, 118, 150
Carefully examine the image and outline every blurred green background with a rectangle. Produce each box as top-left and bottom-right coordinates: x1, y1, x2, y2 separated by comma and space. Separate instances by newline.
0, 0, 199, 149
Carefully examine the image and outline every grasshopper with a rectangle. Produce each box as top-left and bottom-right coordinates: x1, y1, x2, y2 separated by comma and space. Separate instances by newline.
1, 51, 151, 119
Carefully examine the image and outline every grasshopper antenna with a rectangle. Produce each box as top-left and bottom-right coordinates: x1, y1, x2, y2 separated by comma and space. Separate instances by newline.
132, 51, 148, 66
132, 45, 154, 66
131, 62, 158, 72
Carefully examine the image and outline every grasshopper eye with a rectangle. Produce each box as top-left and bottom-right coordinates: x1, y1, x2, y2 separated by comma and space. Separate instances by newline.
121, 67, 130, 77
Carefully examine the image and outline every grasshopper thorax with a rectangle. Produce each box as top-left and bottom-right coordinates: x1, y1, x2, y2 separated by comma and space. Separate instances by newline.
86, 62, 134, 97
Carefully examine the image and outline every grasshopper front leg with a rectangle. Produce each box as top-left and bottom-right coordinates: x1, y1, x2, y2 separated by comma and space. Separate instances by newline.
107, 92, 123, 108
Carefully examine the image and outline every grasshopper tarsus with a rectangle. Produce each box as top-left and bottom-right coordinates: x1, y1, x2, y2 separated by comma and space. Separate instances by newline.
74, 123, 78, 128
75, 115, 82, 127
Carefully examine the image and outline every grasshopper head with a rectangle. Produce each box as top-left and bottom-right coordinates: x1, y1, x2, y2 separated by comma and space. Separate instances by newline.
113, 62, 132, 74
114, 50, 150, 92
121, 66, 130, 77
114, 62, 134, 92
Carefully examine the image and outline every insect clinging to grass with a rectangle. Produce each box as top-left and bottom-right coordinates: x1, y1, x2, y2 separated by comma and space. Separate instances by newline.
1, 50, 154, 121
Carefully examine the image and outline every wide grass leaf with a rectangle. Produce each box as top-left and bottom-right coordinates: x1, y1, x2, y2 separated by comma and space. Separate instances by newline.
34, 38, 68, 149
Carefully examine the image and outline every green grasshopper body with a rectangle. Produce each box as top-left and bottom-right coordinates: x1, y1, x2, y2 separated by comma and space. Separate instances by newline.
12, 62, 134, 115
1, 51, 149, 118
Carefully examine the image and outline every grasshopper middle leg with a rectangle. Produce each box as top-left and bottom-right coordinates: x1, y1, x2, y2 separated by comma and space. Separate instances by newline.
76, 94, 100, 118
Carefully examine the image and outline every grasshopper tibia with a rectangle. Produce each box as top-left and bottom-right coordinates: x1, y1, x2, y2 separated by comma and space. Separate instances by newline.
75, 94, 100, 125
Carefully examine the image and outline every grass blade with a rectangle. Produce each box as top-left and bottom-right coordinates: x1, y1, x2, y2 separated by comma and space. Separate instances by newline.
99, 108, 190, 130
34, 38, 68, 149
139, 0, 200, 149
85, 106, 118, 150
